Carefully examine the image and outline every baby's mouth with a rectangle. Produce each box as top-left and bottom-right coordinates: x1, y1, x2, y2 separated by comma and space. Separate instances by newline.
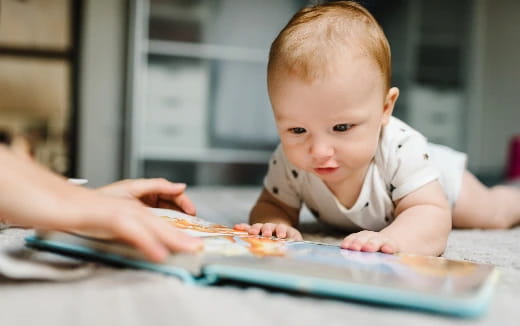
314, 167, 339, 175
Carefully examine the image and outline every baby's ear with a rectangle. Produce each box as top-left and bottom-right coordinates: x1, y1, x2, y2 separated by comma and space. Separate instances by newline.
382, 87, 399, 125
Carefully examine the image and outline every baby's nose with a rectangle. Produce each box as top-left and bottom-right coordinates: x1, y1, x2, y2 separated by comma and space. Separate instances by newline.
309, 140, 334, 159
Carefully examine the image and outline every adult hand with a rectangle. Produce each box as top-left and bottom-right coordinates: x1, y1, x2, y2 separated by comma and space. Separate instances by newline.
63, 189, 202, 262
98, 178, 196, 215
0, 146, 202, 262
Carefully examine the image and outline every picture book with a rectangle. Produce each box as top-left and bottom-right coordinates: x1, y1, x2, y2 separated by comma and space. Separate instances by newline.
25, 208, 499, 318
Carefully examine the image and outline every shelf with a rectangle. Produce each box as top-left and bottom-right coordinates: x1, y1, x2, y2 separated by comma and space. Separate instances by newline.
126, 0, 302, 183
141, 147, 273, 164
147, 40, 268, 63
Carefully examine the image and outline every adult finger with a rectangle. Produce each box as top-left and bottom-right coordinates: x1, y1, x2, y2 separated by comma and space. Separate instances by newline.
155, 199, 181, 210
160, 192, 196, 215
145, 216, 203, 253
128, 178, 187, 199
107, 212, 170, 262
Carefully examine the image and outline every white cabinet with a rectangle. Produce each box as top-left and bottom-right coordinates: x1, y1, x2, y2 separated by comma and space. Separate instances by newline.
144, 59, 210, 152
408, 86, 464, 148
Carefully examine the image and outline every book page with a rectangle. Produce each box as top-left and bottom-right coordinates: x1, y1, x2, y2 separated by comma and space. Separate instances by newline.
153, 208, 496, 298
30, 208, 498, 310
151, 208, 248, 237
196, 235, 496, 299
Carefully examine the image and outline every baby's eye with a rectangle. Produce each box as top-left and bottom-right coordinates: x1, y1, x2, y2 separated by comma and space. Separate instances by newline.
289, 127, 306, 134
332, 123, 352, 132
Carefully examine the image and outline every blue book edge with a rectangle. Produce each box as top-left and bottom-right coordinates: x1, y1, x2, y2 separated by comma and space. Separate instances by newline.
24, 234, 500, 318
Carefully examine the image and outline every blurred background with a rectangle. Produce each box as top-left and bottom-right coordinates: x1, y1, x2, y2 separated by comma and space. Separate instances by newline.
0, 0, 519, 187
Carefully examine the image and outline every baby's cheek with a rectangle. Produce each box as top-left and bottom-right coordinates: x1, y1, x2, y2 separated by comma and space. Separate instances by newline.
347, 141, 378, 165
284, 151, 308, 170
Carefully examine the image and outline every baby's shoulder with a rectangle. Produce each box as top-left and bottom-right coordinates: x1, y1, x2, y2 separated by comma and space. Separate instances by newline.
376, 117, 429, 178
378, 117, 426, 155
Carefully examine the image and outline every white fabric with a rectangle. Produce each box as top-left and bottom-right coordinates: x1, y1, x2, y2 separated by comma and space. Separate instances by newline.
263, 117, 466, 231
0, 246, 95, 281
427, 143, 467, 207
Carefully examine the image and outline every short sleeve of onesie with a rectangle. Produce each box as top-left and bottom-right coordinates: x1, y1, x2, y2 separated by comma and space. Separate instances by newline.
263, 145, 302, 209
379, 118, 440, 201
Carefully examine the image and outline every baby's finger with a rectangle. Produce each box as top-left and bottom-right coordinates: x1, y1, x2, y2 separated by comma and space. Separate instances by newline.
233, 223, 251, 231
381, 242, 397, 254
260, 223, 276, 237
274, 224, 288, 238
249, 223, 265, 235
348, 238, 365, 251
342, 233, 366, 251
341, 235, 355, 249
361, 236, 386, 252
349, 235, 373, 251
287, 228, 303, 241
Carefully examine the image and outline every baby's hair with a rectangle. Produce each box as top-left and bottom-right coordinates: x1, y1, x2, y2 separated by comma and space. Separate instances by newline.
268, 1, 391, 91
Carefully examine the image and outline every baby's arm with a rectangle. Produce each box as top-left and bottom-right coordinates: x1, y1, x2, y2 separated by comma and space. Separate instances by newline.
234, 188, 302, 240
342, 180, 451, 256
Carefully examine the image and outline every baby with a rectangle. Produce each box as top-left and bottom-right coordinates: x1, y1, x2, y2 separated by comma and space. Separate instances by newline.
235, 1, 520, 256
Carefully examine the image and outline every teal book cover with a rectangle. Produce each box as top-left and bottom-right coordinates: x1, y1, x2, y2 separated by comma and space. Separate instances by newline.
26, 208, 499, 318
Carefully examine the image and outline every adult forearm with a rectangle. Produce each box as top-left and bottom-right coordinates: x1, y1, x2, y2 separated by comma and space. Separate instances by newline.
0, 146, 75, 228
381, 205, 452, 256
0, 146, 204, 262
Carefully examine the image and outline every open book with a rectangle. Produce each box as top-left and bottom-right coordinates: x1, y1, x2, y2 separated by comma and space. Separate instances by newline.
25, 208, 498, 318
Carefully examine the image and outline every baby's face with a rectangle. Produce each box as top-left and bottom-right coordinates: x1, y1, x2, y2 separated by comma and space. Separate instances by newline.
268, 56, 397, 188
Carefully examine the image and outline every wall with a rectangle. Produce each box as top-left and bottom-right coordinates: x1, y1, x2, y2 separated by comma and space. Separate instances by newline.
78, 0, 126, 187
467, 0, 520, 178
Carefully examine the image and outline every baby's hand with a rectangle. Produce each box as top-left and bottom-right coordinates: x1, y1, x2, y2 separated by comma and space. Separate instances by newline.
234, 223, 303, 241
341, 231, 398, 254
